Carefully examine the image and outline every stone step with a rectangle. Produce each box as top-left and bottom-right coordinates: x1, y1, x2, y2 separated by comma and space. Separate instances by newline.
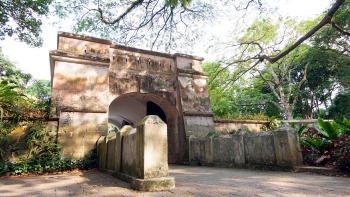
294, 166, 337, 175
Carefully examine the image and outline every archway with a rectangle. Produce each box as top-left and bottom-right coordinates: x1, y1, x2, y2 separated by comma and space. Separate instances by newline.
108, 92, 184, 164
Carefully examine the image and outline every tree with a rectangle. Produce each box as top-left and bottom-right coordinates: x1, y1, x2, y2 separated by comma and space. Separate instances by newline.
312, 0, 350, 90
329, 91, 350, 122
0, 47, 40, 124
0, 0, 53, 47
290, 46, 350, 119
210, 0, 349, 84
203, 62, 280, 119
217, 18, 311, 120
254, 57, 308, 120
25, 80, 51, 117
25, 80, 51, 101
0, 47, 32, 88
54, 0, 214, 52
203, 62, 239, 118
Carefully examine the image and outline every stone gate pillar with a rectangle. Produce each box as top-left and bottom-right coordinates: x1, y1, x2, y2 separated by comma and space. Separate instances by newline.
50, 32, 111, 158
175, 54, 215, 138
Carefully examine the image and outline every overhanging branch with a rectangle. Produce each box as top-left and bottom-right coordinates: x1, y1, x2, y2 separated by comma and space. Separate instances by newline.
259, 0, 346, 64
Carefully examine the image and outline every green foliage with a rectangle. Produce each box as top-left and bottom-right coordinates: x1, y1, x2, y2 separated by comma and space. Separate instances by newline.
299, 118, 350, 154
291, 123, 307, 136
339, 118, 350, 135
0, 80, 23, 120
203, 62, 239, 119
25, 80, 51, 100
203, 62, 282, 119
312, 1, 350, 90
75, 146, 98, 170
0, 122, 99, 175
25, 80, 52, 118
207, 131, 221, 138
328, 91, 350, 122
302, 136, 327, 154
0, 47, 32, 87
301, 118, 344, 153
0, 0, 53, 47
231, 112, 272, 121
316, 118, 340, 140
239, 19, 279, 47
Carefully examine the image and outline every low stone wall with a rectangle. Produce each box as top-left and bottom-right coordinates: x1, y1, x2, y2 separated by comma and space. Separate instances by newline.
214, 119, 269, 133
97, 115, 175, 191
189, 125, 302, 170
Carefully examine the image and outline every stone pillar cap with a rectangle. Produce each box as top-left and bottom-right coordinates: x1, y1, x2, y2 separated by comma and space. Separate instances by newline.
137, 115, 165, 126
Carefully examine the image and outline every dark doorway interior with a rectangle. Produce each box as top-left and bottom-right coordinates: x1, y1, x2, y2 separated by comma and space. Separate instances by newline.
147, 101, 167, 123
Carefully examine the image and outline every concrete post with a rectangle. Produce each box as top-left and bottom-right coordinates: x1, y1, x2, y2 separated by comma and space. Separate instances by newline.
106, 132, 116, 172
97, 136, 107, 172
114, 126, 134, 176
273, 125, 303, 167
120, 115, 175, 191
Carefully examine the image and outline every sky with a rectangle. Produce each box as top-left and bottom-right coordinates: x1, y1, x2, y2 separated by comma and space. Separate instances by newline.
0, 0, 332, 80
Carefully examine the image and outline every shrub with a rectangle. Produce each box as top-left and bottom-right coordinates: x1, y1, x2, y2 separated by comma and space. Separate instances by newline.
0, 121, 99, 176
300, 118, 350, 174
328, 134, 350, 174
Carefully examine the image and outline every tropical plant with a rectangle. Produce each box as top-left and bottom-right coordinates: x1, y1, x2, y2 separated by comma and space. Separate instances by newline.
300, 118, 350, 173
300, 118, 342, 153
315, 118, 341, 140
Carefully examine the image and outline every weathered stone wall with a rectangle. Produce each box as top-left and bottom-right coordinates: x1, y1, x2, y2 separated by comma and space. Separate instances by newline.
189, 125, 302, 169
58, 112, 107, 158
178, 74, 215, 137
214, 120, 269, 133
50, 33, 111, 159
51, 60, 109, 113
109, 47, 177, 105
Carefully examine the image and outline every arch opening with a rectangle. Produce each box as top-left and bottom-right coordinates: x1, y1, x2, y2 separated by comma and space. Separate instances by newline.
108, 92, 185, 164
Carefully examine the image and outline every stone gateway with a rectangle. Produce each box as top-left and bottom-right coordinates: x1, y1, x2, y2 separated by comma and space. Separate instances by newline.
49, 32, 215, 164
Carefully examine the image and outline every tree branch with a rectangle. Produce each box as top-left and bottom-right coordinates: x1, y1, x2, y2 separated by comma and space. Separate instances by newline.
260, 0, 346, 64
331, 20, 350, 36
97, 0, 144, 25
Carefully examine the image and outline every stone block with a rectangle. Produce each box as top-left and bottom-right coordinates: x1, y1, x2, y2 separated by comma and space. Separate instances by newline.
232, 131, 245, 164
188, 135, 203, 165
131, 177, 175, 192
58, 33, 110, 58
114, 126, 133, 175
118, 115, 174, 191
188, 136, 213, 165
97, 136, 106, 171
244, 132, 276, 165
121, 127, 140, 178
213, 136, 235, 163
138, 115, 169, 178
273, 125, 303, 167
106, 132, 116, 171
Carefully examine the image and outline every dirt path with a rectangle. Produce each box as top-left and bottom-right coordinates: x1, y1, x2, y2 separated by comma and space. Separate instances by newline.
0, 165, 349, 196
